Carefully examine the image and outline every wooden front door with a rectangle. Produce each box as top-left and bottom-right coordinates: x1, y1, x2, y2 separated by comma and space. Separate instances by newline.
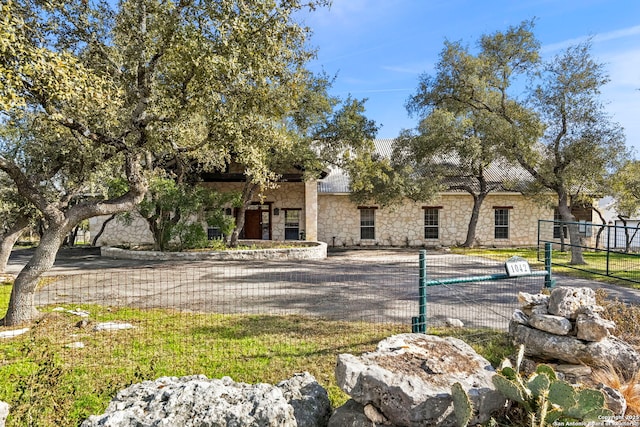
244, 210, 262, 239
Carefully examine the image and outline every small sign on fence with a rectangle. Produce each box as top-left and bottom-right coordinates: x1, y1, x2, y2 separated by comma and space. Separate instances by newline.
504, 256, 531, 277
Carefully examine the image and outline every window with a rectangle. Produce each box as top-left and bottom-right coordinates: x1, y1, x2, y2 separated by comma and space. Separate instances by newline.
284, 209, 300, 240
494, 208, 510, 239
360, 208, 375, 240
207, 227, 222, 240
424, 208, 439, 239
553, 209, 568, 239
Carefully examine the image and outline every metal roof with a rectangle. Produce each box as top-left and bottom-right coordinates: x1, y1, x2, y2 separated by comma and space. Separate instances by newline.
317, 139, 535, 194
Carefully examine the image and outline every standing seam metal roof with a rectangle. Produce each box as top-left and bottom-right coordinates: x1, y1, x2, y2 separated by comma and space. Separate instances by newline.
317, 139, 535, 194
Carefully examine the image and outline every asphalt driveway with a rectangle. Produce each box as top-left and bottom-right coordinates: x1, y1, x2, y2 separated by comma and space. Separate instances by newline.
7, 247, 640, 330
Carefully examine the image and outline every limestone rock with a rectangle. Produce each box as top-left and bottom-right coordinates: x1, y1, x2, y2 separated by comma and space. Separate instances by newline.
328, 400, 377, 427
64, 342, 85, 349
276, 372, 331, 427
510, 322, 640, 380
512, 309, 529, 325
92, 322, 134, 331
548, 287, 596, 320
0, 401, 9, 427
335, 333, 505, 427
598, 384, 627, 416
75, 319, 89, 328
445, 318, 464, 328
587, 337, 640, 380
363, 403, 389, 424
0, 328, 29, 339
554, 364, 593, 385
518, 292, 550, 307
576, 313, 615, 342
529, 314, 573, 335
531, 304, 550, 315
81, 374, 323, 427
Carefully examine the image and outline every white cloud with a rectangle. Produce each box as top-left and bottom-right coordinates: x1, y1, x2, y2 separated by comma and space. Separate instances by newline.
602, 49, 640, 87
542, 24, 640, 53
382, 61, 434, 75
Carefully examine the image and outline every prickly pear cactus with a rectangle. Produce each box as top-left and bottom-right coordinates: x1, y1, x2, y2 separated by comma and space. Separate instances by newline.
493, 345, 615, 426
451, 382, 474, 427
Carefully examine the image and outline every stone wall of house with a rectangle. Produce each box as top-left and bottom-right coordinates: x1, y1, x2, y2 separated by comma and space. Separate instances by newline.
91, 182, 308, 246
203, 182, 306, 241
317, 192, 554, 248
90, 184, 556, 248
90, 214, 155, 247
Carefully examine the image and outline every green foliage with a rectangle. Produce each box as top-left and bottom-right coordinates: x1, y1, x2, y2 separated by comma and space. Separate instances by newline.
173, 223, 208, 251
453, 344, 615, 426
137, 177, 240, 251
203, 191, 241, 239
1, 0, 336, 324
609, 161, 640, 250
491, 345, 614, 426
405, 19, 627, 257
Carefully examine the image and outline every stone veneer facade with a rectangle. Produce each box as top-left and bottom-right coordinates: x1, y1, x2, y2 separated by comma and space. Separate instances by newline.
89, 214, 155, 246
317, 192, 555, 248
201, 181, 309, 241
90, 181, 559, 248
90, 181, 310, 246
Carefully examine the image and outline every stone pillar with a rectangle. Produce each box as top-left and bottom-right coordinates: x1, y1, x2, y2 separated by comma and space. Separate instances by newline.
304, 180, 318, 241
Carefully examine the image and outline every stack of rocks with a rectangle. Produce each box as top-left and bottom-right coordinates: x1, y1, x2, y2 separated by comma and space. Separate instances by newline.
329, 334, 506, 427
510, 286, 640, 381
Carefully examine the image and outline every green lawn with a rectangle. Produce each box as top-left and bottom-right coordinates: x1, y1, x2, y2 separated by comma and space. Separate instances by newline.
451, 247, 640, 287
0, 284, 511, 426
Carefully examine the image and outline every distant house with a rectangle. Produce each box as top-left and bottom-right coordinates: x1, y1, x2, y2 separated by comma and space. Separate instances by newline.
90, 139, 599, 248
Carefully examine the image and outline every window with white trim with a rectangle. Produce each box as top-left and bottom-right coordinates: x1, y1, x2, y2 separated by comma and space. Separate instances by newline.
424, 208, 439, 239
360, 208, 375, 240
494, 208, 510, 239
284, 209, 300, 240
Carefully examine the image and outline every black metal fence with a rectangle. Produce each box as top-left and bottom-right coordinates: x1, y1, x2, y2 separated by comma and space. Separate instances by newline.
538, 219, 640, 284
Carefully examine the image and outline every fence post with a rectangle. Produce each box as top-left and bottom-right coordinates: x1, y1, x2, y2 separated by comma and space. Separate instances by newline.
606, 224, 611, 276
412, 250, 427, 333
537, 219, 541, 261
544, 242, 555, 288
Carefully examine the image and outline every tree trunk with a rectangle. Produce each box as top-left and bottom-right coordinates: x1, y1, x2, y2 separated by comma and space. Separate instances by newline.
0, 216, 31, 273
592, 207, 607, 250
618, 215, 631, 253
229, 181, 258, 248
148, 215, 165, 251
557, 194, 586, 265
630, 224, 640, 252
0, 151, 148, 326
144, 203, 183, 251
92, 214, 116, 246
462, 192, 487, 248
2, 224, 67, 325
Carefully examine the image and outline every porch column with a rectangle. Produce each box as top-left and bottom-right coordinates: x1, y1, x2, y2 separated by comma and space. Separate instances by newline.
304, 180, 318, 241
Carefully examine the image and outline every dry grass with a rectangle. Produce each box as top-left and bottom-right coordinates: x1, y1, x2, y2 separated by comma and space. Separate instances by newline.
595, 288, 640, 347
593, 366, 640, 415
592, 289, 640, 415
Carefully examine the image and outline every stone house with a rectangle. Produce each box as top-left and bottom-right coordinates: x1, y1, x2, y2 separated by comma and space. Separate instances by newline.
90, 139, 598, 248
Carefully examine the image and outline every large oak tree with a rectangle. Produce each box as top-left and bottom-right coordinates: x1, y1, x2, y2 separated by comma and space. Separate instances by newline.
404, 21, 626, 262
0, 0, 330, 325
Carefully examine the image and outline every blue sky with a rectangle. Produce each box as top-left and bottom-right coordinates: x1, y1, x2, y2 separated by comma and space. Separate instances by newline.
298, 0, 640, 156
